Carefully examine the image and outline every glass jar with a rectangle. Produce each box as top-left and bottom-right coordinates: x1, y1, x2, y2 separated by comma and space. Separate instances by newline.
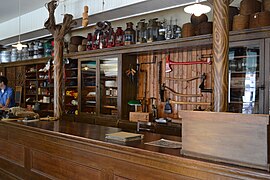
124, 22, 136, 45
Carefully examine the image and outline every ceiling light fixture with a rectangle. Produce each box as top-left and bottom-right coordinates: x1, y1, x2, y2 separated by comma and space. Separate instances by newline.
12, 0, 27, 50
184, 0, 211, 17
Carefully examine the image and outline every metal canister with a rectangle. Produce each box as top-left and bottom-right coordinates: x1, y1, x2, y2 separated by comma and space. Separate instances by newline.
0, 50, 11, 63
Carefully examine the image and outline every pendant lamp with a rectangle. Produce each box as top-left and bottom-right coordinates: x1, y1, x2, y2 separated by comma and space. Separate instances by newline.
12, 0, 27, 50
184, 0, 211, 16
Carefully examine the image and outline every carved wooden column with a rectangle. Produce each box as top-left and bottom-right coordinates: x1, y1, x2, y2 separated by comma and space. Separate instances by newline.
44, 0, 76, 119
213, 0, 229, 112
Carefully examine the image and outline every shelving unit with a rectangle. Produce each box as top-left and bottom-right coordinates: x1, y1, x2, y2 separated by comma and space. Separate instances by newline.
24, 60, 53, 111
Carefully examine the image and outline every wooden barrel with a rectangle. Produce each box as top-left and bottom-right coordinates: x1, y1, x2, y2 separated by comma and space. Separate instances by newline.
232, 14, 249, 31
182, 23, 195, 38
249, 11, 270, 28
229, 6, 240, 31
263, 0, 270, 11
190, 14, 208, 26
197, 22, 213, 35
240, 0, 261, 15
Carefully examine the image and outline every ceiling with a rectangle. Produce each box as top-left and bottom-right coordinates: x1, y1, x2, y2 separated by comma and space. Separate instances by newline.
0, 0, 49, 23
0, 0, 242, 24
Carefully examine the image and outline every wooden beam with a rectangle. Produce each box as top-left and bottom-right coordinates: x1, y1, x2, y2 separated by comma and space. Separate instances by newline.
213, 0, 229, 112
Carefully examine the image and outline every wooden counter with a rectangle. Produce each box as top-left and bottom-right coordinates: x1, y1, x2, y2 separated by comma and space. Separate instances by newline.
0, 120, 270, 179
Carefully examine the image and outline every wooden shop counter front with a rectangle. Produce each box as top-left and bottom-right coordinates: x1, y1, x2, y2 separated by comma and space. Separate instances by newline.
0, 120, 270, 180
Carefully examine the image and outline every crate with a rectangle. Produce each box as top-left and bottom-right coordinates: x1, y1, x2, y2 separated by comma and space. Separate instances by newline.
129, 112, 152, 122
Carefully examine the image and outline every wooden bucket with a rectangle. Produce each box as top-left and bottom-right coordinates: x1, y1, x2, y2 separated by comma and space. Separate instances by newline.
229, 6, 240, 31
232, 14, 249, 31
182, 23, 195, 38
197, 22, 213, 35
263, 0, 270, 11
249, 11, 270, 28
240, 0, 261, 15
190, 14, 208, 26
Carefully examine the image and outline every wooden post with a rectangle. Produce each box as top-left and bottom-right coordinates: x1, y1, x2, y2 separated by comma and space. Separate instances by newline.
44, 0, 76, 119
213, 0, 229, 112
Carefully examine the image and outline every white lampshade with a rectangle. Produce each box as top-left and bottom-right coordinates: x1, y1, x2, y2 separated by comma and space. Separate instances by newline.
184, 2, 211, 16
12, 42, 27, 51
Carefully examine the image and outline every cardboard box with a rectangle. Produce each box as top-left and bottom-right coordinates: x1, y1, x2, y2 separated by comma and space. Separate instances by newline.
129, 112, 152, 122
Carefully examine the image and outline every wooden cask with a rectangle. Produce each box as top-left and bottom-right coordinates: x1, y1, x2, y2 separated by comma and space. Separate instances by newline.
249, 11, 270, 28
240, 0, 261, 15
232, 14, 249, 31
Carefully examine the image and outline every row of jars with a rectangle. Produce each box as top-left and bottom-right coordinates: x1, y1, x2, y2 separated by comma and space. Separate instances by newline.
85, 18, 182, 50
0, 41, 53, 63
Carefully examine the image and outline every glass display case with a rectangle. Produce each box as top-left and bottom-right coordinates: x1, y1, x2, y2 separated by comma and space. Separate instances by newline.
79, 54, 137, 119
99, 57, 118, 116
228, 40, 264, 114
80, 56, 119, 116
64, 58, 78, 115
81, 60, 97, 114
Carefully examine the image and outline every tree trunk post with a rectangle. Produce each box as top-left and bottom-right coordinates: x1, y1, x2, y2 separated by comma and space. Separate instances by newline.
213, 0, 230, 112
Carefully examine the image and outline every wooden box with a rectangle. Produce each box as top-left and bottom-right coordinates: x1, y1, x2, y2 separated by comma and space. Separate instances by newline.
129, 112, 152, 122
179, 110, 270, 171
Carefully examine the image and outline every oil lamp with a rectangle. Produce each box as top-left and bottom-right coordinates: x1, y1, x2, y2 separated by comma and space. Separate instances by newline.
147, 18, 159, 42
136, 19, 147, 44
115, 27, 124, 46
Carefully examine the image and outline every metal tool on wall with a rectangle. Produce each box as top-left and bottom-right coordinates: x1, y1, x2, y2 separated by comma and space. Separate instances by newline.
138, 56, 157, 112
165, 53, 212, 73
199, 73, 212, 93
162, 83, 202, 97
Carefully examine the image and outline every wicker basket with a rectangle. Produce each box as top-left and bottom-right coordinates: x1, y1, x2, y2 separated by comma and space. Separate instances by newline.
182, 23, 195, 38
190, 14, 208, 26
249, 11, 270, 28
229, 6, 240, 31
233, 14, 249, 31
263, 0, 270, 11
240, 0, 261, 15
197, 22, 213, 35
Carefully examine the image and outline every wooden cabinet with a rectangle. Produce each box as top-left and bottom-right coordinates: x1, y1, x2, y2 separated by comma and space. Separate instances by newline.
78, 54, 137, 120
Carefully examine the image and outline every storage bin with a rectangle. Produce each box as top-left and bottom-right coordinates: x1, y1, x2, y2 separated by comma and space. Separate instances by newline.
233, 14, 249, 31
182, 23, 195, 38
249, 11, 270, 28
240, 0, 261, 15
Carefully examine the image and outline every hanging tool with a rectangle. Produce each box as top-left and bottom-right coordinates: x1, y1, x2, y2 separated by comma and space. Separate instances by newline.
139, 56, 157, 112
162, 83, 202, 97
158, 61, 165, 102
165, 53, 212, 73
125, 64, 136, 83
170, 100, 211, 106
199, 73, 212, 93
150, 97, 158, 119
164, 99, 172, 114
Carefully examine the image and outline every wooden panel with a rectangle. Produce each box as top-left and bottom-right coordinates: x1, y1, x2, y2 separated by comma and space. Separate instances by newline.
31, 150, 102, 179
180, 111, 270, 170
137, 48, 212, 119
0, 125, 8, 140
0, 139, 24, 166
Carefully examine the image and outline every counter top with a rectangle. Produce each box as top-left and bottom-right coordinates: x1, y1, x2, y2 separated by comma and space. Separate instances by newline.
11, 120, 182, 156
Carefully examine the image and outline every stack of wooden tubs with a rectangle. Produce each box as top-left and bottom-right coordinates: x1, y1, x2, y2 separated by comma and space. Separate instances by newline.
233, 0, 270, 31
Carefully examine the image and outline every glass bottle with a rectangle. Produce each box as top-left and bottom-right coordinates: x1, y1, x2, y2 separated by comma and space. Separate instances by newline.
124, 22, 136, 45
115, 27, 124, 46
